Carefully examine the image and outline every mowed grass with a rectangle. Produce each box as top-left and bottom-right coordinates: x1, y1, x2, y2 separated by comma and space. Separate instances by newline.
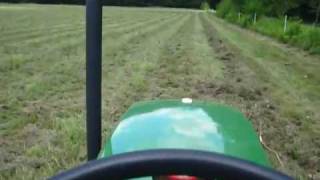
207, 15, 320, 179
0, 4, 320, 179
0, 4, 222, 179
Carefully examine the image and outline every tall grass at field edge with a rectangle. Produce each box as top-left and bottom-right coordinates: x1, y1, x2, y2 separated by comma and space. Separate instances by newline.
216, 9, 320, 54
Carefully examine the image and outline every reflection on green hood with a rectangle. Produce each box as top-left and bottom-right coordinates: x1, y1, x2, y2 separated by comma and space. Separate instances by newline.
101, 99, 270, 167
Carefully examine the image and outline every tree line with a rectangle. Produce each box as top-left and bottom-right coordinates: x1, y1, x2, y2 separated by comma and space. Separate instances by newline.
0, 0, 219, 9
1, 0, 319, 23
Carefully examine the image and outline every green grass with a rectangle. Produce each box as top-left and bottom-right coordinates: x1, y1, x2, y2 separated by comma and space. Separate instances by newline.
208, 15, 320, 178
0, 4, 320, 179
252, 17, 320, 54
0, 5, 222, 179
216, 7, 320, 55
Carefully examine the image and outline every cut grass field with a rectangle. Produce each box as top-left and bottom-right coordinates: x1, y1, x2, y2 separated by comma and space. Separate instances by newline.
0, 4, 319, 179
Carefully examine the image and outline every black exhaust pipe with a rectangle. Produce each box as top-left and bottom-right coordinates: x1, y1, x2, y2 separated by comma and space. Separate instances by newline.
86, 0, 102, 160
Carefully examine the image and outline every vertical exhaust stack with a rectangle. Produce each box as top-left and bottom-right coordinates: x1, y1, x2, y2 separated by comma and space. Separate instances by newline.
86, 0, 102, 160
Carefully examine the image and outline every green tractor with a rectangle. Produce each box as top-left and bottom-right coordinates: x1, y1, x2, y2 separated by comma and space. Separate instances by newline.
52, 0, 292, 179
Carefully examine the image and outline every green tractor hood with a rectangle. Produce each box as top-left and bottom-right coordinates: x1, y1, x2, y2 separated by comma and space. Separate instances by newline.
101, 99, 270, 167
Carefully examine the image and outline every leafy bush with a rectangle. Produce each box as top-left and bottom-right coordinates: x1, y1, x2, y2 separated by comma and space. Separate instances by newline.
286, 21, 302, 38
253, 17, 284, 39
200, 1, 210, 10
216, 0, 236, 18
225, 11, 238, 22
298, 28, 320, 53
280, 20, 303, 43
238, 14, 252, 27
242, 0, 265, 16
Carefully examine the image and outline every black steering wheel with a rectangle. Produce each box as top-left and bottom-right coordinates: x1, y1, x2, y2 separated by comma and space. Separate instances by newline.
51, 149, 292, 180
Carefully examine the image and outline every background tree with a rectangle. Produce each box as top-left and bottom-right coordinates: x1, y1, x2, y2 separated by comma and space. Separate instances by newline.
242, 0, 265, 16
268, 0, 300, 17
309, 0, 320, 24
